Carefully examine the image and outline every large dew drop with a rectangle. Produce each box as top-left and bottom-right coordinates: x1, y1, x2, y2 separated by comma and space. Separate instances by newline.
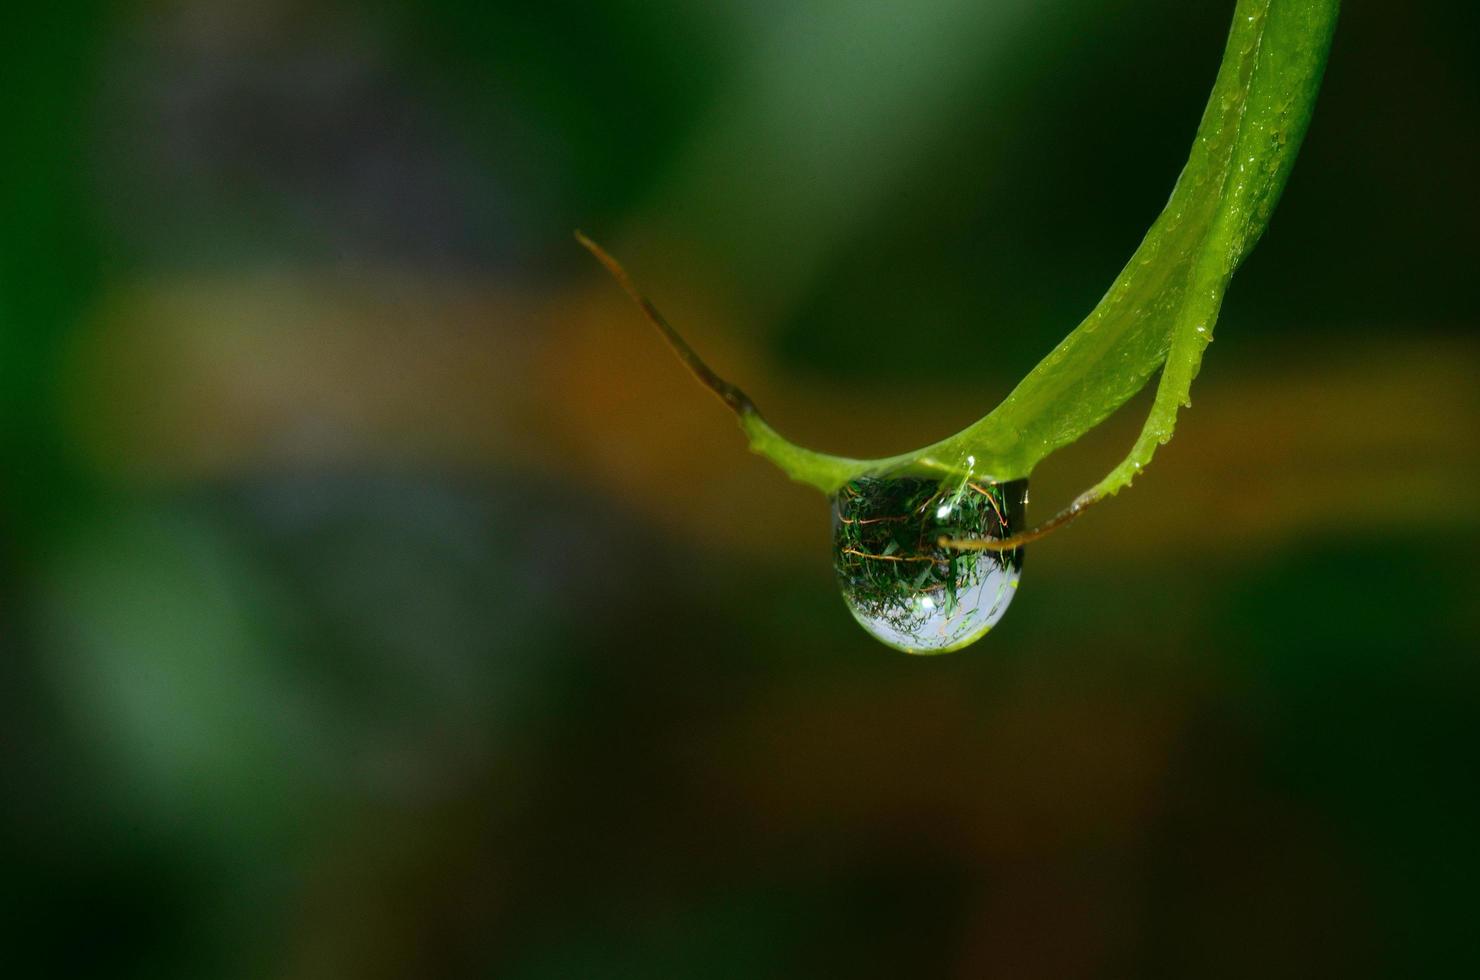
831, 474, 1026, 654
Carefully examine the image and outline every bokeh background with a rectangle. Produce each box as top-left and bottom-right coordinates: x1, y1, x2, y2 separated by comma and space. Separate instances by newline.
3, 1, 1478, 976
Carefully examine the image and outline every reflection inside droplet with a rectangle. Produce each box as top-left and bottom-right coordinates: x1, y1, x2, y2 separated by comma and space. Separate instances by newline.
831, 473, 1027, 654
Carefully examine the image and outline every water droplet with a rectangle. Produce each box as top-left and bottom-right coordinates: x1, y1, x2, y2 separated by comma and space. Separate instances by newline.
831, 473, 1027, 654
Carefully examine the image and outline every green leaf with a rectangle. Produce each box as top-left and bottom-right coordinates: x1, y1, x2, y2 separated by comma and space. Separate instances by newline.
583, 0, 1339, 540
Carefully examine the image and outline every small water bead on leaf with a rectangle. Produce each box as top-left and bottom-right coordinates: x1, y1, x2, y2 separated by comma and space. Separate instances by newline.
831, 474, 1027, 654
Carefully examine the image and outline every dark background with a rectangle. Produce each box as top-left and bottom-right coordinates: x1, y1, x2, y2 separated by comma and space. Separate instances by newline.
3, 1, 1477, 976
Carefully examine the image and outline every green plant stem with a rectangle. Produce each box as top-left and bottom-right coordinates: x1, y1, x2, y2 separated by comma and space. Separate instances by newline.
581, 0, 1339, 548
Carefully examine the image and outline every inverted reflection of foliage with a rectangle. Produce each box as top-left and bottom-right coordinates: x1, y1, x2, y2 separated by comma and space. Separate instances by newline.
832, 476, 1024, 653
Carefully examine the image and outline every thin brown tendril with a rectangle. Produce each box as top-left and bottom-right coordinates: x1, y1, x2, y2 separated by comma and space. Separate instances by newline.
575, 230, 757, 417
576, 229, 1088, 549
938, 492, 1101, 552
966, 481, 1007, 527
838, 547, 938, 564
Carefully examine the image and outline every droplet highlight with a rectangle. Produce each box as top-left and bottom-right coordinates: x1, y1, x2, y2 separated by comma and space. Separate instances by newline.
831, 474, 1027, 654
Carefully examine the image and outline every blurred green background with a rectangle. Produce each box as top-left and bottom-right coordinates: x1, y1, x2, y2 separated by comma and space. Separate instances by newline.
3, 1, 1478, 976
